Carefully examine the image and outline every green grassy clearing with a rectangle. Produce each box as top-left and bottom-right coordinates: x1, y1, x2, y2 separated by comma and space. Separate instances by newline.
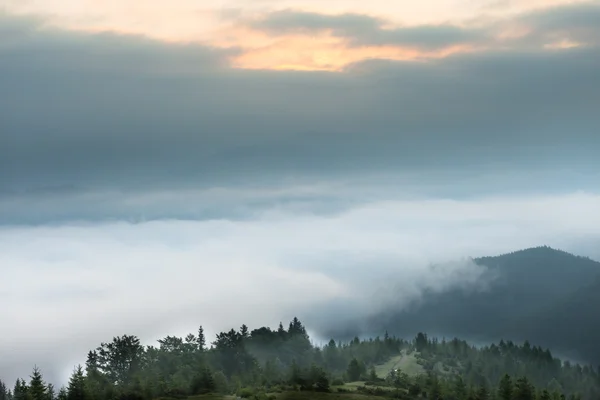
373, 350, 425, 378
188, 392, 387, 400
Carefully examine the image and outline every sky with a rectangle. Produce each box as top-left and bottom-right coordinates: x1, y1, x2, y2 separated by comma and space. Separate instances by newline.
1, 0, 600, 388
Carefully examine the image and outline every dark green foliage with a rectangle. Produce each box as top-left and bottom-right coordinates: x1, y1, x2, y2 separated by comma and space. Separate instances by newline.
497, 374, 512, 400
13, 379, 28, 400
0, 380, 8, 400
308, 365, 330, 392
415, 333, 428, 353
56, 388, 66, 400
67, 366, 86, 400
3, 317, 600, 400
514, 376, 535, 400
211, 371, 229, 394
452, 376, 467, 400
28, 367, 46, 400
475, 385, 489, 400
346, 358, 364, 382
368, 366, 378, 382
197, 326, 206, 352
190, 368, 215, 395
96, 335, 144, 387
46, 384, 54, 400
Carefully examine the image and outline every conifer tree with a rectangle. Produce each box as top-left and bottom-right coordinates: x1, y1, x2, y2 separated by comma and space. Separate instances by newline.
28, 368, 46, 400
197, 326, 206, 351
514, 376, 535, 400
0, 380, 8, 400
66, 366, 86, 400
13, 379, 28, 400
45, 384, 54, 400
498, 374, 513, 400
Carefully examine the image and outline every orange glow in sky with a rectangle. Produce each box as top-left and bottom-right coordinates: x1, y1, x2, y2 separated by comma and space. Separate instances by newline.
0, 0, 594, 71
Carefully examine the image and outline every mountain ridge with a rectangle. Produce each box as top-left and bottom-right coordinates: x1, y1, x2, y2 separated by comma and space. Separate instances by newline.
336, 245, 600, 364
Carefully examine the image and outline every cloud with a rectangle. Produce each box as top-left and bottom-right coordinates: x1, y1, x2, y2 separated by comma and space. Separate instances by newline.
2, 190, 600, 385
248, 10, 486, 50
4, 2, 600, 71
1, 10, 599, 198
490, 2, 600, 48
236, 3, 600, 70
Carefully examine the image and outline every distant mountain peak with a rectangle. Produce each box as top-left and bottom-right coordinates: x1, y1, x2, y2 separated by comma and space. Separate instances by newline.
476, 246, 593, 263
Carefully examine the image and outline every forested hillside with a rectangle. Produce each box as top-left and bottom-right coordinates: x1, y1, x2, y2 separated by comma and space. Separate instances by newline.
1, 318, 598, 400
359, 247, 600, 363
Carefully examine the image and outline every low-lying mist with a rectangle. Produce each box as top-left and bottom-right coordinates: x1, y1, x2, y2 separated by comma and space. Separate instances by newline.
1, 186, 600, 386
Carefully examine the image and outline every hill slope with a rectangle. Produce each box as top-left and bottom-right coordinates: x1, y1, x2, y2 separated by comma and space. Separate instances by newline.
361, 246, 600, 362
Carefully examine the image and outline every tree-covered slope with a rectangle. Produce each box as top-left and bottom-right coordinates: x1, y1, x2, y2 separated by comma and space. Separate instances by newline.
1, 319, 599, 400
364, 247, 600, 362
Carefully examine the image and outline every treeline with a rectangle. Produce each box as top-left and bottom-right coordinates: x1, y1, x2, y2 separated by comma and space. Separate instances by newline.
1, 319, 599, 400
411, 333, 599, 399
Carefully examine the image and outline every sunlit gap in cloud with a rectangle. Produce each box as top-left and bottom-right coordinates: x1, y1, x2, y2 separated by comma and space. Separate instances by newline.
2, 0, 597, 71
225, 35, 478, 71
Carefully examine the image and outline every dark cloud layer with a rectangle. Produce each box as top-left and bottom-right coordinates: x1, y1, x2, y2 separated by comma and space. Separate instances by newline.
250, 10, 484, 49
250, 3, 600, 49
1, 4, 600, 222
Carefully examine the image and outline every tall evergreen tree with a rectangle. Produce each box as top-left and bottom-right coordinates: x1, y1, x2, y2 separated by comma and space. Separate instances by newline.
454, 376, 468, 400
239, 325, 249, 339
514, 376, 535, 400
415, 332, 428, 352
498, 374, 513, 400
346, 358, 363, 381
476, 384, 490, 400
66, 366, 86, 400
45, 384, 54, 400
28, 367, 46, 400
13, 379, 28, 400
277, 323, 286, 338
540, 389, 552, 400
0, 380, 8, 400
197, 326, 206, 351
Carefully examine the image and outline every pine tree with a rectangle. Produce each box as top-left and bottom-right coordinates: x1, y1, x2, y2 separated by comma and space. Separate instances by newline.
0, 380, 8, 400
190, 367, 215, 394
369, 366, 378, 382
28, 368, 46, 400
239, 325, 249, 339
514, 376, 534, 400
288, 360, 301, 386
212, 371, 229, 394
56, 388, 67, 400
346, 358, 362, 381
540, 389, 552, 400
277, 322, 286, 338
45, 384, 54, 400
454, 376, 468, 400
415, 332, 428, 352
67, 365, 86, 400
476, 384, 489, 400
428, 373, 442, 400
84, 351, 107, 400
498, 374, 513, 400
197, 326, 206, 351
13, 379, 28, 400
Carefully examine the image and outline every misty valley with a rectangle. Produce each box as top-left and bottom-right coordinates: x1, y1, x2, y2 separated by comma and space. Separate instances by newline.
2, 247, 600, 400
